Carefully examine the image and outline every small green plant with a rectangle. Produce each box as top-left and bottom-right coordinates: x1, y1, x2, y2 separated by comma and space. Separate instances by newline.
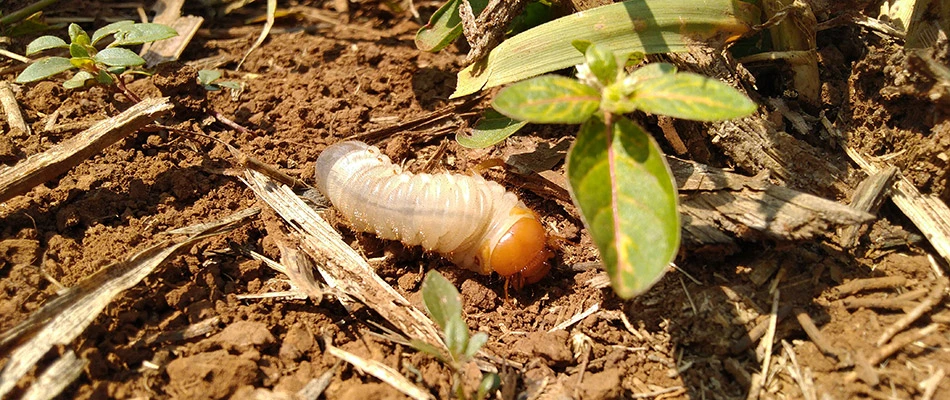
471, 42, 756, 299
412, 271, 499, 400
15, 21, 177, 89
197, 69, 241, 91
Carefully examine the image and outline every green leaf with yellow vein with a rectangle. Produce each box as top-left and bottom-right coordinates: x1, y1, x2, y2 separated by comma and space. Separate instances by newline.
415, 0, 488, 52
629, 72, 756, 121
566, 116, 679, 299
583, 42, 618, 86
457, 108, 529, 148
492, 75, 600, 124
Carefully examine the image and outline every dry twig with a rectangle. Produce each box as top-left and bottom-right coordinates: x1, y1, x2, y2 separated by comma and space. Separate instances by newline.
794, 309, 839, 359
829, 276, 907, 299
0, 81, 30, 135
875, 278, 948, 346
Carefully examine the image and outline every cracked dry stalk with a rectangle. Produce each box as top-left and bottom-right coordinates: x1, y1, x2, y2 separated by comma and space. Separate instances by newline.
762, 0, 820, 106
458, 0, 528, 65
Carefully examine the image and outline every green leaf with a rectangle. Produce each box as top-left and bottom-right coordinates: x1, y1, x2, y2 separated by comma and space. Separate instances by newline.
25, 35, 68, 55
409, 339, 449, 363
6, 13, 56, 38
68, 23, 90, 45
15, 57, 74, 83
457, 108, 529, 149
627, 63, 676, 85
629, 72, 757, 121
95, 70, 114, 85
414, 0, 462, 52
624, 51, 646, 68
451, 0, 759, 98
421, 270, 462, 332
63, 70, 95, 89
93, 47, 145, 67
444, 316, 470, 360
492, 75, 600, 124
69, 42, 90, 58
566, 116, 679, 299
476, 373, 501, 400
584, 42, 619, 86
571, 39, 592, 54
464, 332, 488, 360
198, 69, 223, 86
91, 20, 135, 45
415, 0, 488, 52
110, 23, 178, 47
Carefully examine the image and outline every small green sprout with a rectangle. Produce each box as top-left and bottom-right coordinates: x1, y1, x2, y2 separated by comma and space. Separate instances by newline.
15, 21, 177, 89
197, 69, 241, 91
412, 271, 499, 400
468, 42, 756, 299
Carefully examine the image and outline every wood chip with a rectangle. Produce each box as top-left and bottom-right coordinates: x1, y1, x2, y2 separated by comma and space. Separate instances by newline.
838, 167, 898, 248
142, 0, 204, 67
672, 157, 873, 248
828, 117, 950, 265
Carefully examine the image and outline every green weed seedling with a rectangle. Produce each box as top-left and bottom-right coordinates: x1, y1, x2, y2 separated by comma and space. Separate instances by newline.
412, 271, 499, 400
478, 42, 756, 299
15, 21, 177, 90
197, 69, 241, 91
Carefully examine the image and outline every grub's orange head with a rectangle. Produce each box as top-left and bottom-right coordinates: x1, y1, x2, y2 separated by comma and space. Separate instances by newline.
488, 214, 552, 290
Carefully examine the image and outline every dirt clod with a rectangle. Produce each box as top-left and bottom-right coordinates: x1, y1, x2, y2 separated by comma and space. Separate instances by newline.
166, 350, 259, 399
206, 320, 276, 352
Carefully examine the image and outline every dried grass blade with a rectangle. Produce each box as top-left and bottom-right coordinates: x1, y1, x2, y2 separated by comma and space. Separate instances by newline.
236, 0, 276, 71
20, 350, 86, 400
0, 207, 259, 397
241, 168, 446, 349
326, 344, 435, 400
0, 97, 172, 204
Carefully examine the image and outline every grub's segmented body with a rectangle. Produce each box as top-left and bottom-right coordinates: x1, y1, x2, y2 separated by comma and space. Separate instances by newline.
315, 141, 550, 285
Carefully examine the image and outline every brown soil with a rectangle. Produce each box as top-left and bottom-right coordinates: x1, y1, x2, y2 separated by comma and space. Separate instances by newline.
1, 1, 948, 399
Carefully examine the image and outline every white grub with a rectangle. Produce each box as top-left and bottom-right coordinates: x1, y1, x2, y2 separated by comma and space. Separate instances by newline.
314, 141, 547, 281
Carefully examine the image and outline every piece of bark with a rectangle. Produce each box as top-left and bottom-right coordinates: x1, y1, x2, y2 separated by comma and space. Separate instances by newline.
142, 0, 204, 67
663, 46, 851, 197
0, 97, 172, 204
671, 157, 874, 247
459, 0, 529, 65
838, 167, 899, 248
508, 152, 871, 252
836, 133, 950, 265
